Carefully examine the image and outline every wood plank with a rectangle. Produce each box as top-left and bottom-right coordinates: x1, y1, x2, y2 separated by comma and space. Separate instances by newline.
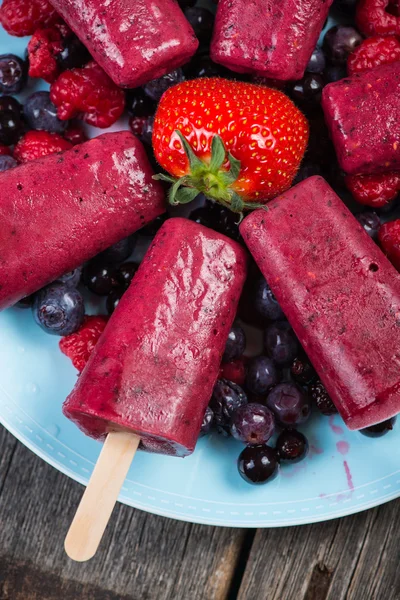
0, 428, 246, 600
238, 500, 400, 600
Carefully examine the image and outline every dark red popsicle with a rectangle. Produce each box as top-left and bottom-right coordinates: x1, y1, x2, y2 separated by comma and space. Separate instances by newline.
63, 218, 248, 456
0, 131, 165, 310
240, 176, 400, 430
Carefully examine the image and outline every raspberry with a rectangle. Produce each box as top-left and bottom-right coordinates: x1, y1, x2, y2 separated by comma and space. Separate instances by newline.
0, 144, 11, 156
348, 36, 400, 74
129, 115, 147, 137
0, 0, 61, 37
345, 171, 400, 207
28, 27, 63, 83
14, 130, 72, 163
378, 219, 400, 270
64, 123, 87, 145
356, 0, 400, 37
50, 61, 125, 128
59, 315, 108, 372
219, 358, 246, 386
309, 381, 338, 416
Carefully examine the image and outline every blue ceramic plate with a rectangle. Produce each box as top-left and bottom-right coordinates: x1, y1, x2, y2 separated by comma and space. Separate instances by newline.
1, 24, 400, 528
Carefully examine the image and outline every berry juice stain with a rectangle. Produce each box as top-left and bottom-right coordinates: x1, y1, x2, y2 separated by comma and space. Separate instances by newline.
329, 414, 344, 435
336, 440, 349, 455
343, 460, 354, 491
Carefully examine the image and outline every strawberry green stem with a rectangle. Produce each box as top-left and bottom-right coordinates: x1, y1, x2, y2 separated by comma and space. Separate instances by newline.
154, 131, 267, 214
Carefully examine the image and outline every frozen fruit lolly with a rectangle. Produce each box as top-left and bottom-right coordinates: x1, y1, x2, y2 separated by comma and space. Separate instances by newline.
48, 0, 199, 88
211, 0, 333, 81
240, 176, 400, 430
64, 218, 248, 456
0, 131, 165, 311
322, 62, 400, 175
63, 218, 247, 561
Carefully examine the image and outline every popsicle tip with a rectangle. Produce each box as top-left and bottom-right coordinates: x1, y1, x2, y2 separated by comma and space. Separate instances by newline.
64, 532, 97, 562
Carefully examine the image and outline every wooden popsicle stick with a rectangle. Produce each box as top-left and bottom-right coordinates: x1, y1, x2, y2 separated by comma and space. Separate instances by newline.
64, 431, 140, 562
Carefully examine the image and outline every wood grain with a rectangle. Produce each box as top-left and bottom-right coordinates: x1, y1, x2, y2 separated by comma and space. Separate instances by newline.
0, 427, 245, 600
237, 500, 400, 600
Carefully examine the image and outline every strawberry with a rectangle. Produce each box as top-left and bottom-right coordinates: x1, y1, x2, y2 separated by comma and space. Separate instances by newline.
152, 78, 308, 213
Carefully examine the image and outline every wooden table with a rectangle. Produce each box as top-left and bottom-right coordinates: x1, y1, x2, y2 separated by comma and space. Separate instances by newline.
1, 425, 399, 600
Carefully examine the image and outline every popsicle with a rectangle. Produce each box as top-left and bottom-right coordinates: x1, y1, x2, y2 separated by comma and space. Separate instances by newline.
63, 218, 247, 560
0, 131, 165, 311
64, 217, 248, 455
48, 0, 199, 88
210, 0, 333, 81
240, 176, 400, 431
322, 62, 400, 175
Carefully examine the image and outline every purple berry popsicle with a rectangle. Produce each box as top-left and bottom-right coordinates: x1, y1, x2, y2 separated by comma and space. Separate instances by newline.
48, 0, 199, 88
0, 131, 165, 311
322, 62, 400, 175
240, 176, 400, 430
63, 218, 248, 457
211, 0, 333, 81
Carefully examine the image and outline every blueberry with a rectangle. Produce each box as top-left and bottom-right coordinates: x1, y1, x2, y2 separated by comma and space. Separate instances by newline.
33, 283, 84, 335
0, 97, 23, 145
290, 356, 317, 385
323, 26, 363, 65
210, 379, 248, 435
307, 47, 326, 73
276, 429, 309, 462
24, 92, 67, 134
266, 383, 311, 426
200, 406, 214, 436
82, 260, 118, 295
323, 64, 347, 83
264, 322, 298, 366
184, 54, 228, 79
190, 201, 241, 241
0, 95, 22, 116
140, 115, 154, 147
0, 54, 27, 94
333, 0, 358, 14
0, 155, 17, 172
143, 69, 185, 102
246, 356, 280, 395
178, 0, 196, 7
56, 34, 91, 71
56, 266, 82, 287
254, 277, 284, 321
126, 88, 156, 117
238, 445, 279, 484
116, 262, 139, 288
309, 380, 337, 415
288, 73, 325, 107
97, 235, 137, 265
293, 162, 324, 185
106, 286, 126, 314
360, 417, 396, 437
231, 403, 275, 444
223, 323, 246, 363
184, 7, 214, 43
140, 214, 168, 237
355, 211, 381, 240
